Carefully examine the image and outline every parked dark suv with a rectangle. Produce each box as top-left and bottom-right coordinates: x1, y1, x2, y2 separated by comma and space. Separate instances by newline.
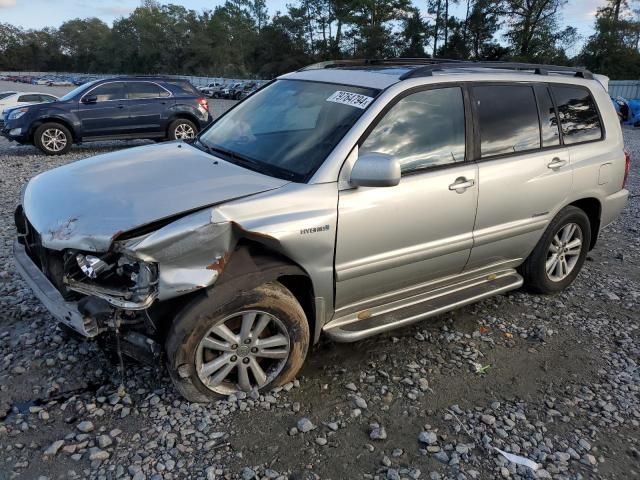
1, 76, 212, 155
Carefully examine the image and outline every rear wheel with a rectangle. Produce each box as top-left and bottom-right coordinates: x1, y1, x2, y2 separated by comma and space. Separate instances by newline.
165, 282, 309, 402
34, 122, 72, 155
168, 119, 197, 141
520, 206, 591, 294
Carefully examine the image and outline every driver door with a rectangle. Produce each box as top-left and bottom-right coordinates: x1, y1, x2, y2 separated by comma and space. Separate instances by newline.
334, 86, 478, 312
78, 81, 130, 137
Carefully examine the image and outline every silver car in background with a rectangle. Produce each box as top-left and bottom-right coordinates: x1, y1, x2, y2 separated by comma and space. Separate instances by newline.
14, 60, 629, 401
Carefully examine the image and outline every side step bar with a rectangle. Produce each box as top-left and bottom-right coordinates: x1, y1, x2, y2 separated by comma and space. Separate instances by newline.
323, 269, 523, 342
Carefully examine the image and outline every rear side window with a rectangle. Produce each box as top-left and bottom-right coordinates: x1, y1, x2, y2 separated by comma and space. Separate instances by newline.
40, 95, 57, 102
127, 82, 163, 99
360, 87, 466, 174
165, 80, 199, 96
90, 82, 126, 102
551, 85, 603, 144
535, 85, 560, 147
0, 92, 14, 100
474, 85, 540, 158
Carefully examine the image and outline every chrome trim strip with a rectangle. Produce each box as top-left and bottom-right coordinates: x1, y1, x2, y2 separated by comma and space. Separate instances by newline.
80, 80, 173, 103
472, 218, 548, 247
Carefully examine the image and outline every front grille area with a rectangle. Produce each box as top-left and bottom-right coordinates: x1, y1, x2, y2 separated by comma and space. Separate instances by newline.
15, 205, 71, 299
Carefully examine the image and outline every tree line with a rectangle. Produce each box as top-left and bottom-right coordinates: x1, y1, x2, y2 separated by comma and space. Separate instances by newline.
1, 0, 639, 80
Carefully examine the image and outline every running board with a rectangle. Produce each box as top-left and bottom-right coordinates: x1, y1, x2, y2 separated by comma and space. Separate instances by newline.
323, 269, 523, 342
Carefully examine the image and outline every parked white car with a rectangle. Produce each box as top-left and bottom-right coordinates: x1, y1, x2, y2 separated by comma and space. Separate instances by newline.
0, 91, 58, 125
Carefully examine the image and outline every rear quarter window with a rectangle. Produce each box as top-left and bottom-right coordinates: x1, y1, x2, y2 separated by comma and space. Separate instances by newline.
551, 85, 603, 145
165, 80, 199, 96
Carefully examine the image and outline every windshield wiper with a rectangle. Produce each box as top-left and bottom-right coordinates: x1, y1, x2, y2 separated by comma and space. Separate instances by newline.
198, 141, 297, 181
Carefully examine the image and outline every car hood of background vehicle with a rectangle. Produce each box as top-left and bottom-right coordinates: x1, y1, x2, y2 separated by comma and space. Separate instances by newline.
23, 142, 289, 252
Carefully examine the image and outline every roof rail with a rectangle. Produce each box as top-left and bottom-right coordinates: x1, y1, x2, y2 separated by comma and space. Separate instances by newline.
398, 61, 593, 80
299, 58, 593, 80
299, 57, 466, 71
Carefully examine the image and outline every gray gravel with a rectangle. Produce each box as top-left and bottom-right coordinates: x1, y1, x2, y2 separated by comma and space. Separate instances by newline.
0, 124, 638, 479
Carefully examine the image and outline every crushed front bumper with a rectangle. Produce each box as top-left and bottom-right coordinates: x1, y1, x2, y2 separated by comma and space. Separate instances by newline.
13, 239, 99, 337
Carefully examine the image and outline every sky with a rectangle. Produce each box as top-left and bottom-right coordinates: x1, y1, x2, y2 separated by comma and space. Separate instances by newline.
0, 0, 607, 51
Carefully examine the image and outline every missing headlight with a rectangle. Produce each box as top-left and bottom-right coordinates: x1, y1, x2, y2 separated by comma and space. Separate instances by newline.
64, 251, 158, 310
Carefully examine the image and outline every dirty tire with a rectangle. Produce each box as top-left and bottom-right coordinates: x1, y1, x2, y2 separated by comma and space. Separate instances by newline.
165, 282, 309, 402
34, 122, 73, 155
519, 205, 591, 294
167, 119, 198, 140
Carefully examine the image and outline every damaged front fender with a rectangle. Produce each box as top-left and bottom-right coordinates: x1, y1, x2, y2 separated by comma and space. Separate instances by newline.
117, 208, 235, 300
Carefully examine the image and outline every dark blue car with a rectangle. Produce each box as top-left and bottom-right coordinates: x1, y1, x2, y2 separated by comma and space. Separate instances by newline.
1, 76, 213, 155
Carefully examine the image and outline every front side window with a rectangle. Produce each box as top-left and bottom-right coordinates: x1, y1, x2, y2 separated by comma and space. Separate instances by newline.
199, 80, 378, 181
474, 85, 541, 158
89, 82, 126, 102
551, 85, 603, 144
360, 87, 466, 174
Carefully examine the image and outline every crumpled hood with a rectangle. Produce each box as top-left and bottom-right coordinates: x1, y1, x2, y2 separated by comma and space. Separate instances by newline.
23, 142, 288, 252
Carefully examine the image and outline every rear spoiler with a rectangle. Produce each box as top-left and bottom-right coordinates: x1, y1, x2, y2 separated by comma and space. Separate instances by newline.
593, 74, 610, 92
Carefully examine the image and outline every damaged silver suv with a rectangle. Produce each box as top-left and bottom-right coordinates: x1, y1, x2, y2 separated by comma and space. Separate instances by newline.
14, 60, 629, 401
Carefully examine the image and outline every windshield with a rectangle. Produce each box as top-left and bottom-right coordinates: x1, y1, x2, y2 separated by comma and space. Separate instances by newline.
58, 79, 100, 101
199, 79, 378, 181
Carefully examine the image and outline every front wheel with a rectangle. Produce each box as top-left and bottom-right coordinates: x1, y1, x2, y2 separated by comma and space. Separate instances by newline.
165, 282, 310, 402
34, 122, 73, 155
520, 206, 591, 294
168, 119, 198, 141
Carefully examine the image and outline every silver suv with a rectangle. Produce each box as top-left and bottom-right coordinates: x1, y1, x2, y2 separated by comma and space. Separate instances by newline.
14, 60, 630, 401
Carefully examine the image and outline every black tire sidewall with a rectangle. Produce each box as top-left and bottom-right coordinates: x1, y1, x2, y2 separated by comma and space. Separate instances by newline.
168, 119, 197, 140
34, 123, 72, 155
523, 206, 591, 294
165, 282, 309, 402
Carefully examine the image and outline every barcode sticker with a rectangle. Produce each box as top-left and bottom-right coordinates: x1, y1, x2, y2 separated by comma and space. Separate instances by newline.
326, 91, 374, 109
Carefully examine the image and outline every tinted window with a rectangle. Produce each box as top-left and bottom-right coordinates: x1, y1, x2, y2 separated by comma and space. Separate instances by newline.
474, 85, 540, 158
535, 85, 560, 147
128, 82, 162, 99
0, 92, 14, 100
40, 95, 57, 102
17, 94, 40, 102
551, 85, 602, 144
361, 87, 466, 174
166, 80, 199, 96
89, 82, 126, 102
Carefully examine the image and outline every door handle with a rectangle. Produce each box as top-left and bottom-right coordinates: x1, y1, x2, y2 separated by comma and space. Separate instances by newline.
547, 157, 567, 170
449, 177, 475, 193
116, 104, 125, 109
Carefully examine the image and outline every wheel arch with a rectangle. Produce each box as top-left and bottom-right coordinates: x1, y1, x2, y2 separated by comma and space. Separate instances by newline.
568, 197, 601, 250
204, 240, 318, 344
30, 117, 78, 143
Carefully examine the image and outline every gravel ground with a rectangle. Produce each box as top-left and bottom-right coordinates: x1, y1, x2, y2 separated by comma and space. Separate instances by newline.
0, 121, 638, 480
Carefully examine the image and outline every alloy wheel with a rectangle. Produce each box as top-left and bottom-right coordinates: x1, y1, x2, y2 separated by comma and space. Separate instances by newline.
546, 222, 583, 282
42, 128, 67, 152
195, 310, 291, 395
174, 123, 195, 139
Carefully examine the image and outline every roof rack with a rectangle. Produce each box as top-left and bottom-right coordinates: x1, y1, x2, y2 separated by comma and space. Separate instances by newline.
399, 61, 593, 80
299, 58, 466, 71
299, 58, 593, 80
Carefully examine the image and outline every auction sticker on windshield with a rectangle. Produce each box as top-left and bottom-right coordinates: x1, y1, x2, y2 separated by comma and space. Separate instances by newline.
326, 91, 374, 109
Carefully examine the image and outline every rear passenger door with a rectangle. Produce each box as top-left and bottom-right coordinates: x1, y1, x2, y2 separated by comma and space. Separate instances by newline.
126, 81, 171, 134
466, 83, 572, 270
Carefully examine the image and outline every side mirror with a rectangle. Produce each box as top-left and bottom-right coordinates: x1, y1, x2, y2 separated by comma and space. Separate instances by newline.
82, 95, 97, 104
350, 152, 401, 188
